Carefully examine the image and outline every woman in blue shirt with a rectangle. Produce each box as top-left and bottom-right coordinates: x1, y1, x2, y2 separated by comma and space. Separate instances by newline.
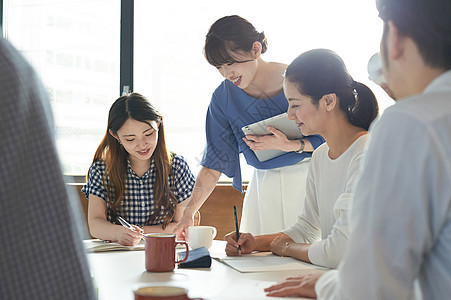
83, 93, 195, 246
175, 15, 324, 237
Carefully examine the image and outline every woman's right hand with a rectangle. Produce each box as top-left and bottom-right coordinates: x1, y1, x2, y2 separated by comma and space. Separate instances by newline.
115, 225, 143, 246
173, 211, 194, 241
224, 232, 256, 256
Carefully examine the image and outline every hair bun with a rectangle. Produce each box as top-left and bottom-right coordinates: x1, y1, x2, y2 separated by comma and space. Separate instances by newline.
259, 31, 268, 54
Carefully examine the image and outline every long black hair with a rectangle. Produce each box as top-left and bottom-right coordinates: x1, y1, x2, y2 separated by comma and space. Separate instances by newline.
89, 93, 176, 228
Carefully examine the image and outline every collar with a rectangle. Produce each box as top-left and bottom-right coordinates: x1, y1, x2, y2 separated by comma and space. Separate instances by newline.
423, 69, 451, 95
126, 157, 155, 179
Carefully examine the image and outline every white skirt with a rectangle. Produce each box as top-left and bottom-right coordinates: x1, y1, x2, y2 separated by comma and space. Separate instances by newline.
239, 158, 311, 235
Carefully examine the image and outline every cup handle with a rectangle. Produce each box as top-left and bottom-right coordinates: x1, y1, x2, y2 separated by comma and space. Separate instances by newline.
175, 241, 189, 263
211, 227, 217, 239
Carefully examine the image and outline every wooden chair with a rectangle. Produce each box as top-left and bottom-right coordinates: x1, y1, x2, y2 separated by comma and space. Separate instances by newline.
69, 183, 245, 241
68, 183, 92, 238
198, 184, 245, 240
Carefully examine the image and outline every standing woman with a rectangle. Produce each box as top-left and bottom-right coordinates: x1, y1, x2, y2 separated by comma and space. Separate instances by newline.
83, 93, 195, 246
174, 15, 324, 237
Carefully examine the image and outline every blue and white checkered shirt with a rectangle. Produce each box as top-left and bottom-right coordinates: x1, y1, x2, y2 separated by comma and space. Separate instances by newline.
0, 37, 96, 299
82, 154, 195, 226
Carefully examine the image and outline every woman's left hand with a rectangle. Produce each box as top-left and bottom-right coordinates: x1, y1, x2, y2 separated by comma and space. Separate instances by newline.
243, 126, 292, 151
269, 234, 294, 257
264, 272, 324, 298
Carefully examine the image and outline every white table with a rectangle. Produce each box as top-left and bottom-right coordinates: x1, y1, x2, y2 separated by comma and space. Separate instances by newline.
88, 241, 322, 300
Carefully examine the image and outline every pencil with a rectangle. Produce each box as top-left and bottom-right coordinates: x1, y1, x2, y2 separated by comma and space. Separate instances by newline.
233, 205, 241, 255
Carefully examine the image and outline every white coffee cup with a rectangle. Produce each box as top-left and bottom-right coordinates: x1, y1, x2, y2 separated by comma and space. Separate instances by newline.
188, 226, 217, 249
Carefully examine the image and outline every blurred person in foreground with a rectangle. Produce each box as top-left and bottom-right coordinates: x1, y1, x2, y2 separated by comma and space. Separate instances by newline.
265, 0, 451, 298
0, 36, 96, 299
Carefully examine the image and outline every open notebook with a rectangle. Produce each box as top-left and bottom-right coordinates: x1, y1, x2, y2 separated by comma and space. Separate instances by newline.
83, 239, 145, 252
212, 251, 327, 273
83, 239, 187, 252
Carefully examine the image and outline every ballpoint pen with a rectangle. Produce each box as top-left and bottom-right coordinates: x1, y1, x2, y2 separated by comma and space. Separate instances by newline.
233, 206, 241, 255
117, 216, 144, 240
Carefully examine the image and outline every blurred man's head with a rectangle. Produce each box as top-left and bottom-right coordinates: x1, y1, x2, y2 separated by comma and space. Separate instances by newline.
376, 0, 451, 99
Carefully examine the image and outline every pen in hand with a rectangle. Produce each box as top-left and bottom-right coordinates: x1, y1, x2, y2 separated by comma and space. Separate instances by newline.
233, 205, 241, 256
117, 216, 144, 240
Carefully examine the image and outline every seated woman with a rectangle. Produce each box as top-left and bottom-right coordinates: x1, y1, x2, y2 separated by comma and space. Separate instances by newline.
82, 93, 195, 246
225, 49, 379, 268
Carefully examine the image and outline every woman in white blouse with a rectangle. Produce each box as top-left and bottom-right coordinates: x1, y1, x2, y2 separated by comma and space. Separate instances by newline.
225, 49, 379, 268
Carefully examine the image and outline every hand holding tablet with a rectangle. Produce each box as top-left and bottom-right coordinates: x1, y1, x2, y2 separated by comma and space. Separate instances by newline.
242, 113, 303, 162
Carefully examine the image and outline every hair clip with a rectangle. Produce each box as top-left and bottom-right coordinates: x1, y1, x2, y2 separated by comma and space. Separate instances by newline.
353, 88, 359, 101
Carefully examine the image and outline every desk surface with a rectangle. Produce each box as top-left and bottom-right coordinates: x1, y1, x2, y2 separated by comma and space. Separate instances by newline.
88, 241, 321, 300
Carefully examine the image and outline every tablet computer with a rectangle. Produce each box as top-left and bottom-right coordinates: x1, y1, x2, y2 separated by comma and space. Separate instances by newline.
241, 113, 303, 162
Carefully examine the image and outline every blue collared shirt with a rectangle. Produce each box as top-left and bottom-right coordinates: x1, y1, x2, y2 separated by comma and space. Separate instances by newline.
201, 80, 325, 191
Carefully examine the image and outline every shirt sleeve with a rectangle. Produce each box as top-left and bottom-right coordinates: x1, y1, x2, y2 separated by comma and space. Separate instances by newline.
170, 154, 195, 203
315, 270, 346, 300
82, 160, 107, 202
283, 159, 321, 244
284, 140, 362, 269
307, 150, 362, 268
200, 92, 240, 178
307, 194, 352, 269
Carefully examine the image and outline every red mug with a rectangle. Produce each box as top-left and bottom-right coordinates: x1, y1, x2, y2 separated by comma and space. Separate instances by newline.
144, 233, 189, 272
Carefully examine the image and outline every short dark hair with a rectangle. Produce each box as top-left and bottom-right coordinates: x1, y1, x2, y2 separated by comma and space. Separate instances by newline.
377, 0, 451, 70
204, 15, 268, 66
285, 49, 379, 131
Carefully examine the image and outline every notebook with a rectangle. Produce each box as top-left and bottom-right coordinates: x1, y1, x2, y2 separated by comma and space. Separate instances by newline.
213, 251, 326, 273
83, 239, 145, 252
241, 113, 303, 162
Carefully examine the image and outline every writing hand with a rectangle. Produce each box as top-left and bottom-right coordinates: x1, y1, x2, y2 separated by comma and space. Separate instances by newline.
116, 225, 143, 246
224, 232, 256, 256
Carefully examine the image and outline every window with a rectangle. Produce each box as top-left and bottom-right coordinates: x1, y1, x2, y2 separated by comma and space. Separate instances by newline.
3, 0, 120, 175
4, 0, 392, 179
